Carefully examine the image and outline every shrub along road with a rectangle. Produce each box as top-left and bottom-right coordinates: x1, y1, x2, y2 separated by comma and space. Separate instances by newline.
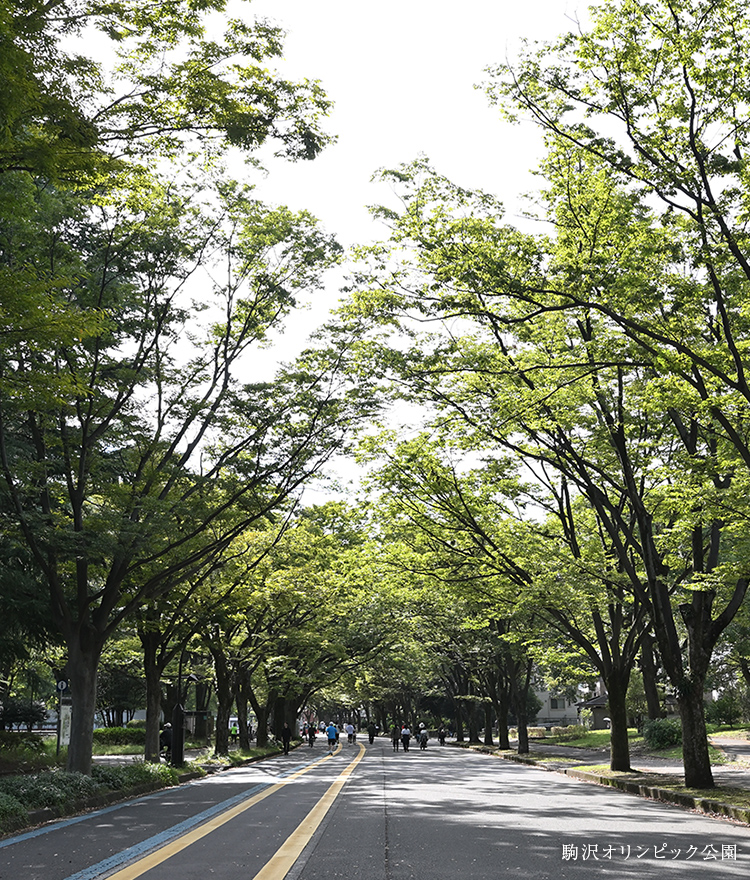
0, 737, 748, 880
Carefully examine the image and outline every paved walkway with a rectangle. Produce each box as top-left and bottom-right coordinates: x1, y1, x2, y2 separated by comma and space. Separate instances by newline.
92, 736, 750, 791
513, 736, 750, 791
92, 747, 209, 767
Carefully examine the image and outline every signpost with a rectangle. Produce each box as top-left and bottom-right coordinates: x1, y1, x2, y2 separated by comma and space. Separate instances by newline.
56, 680, 70, 758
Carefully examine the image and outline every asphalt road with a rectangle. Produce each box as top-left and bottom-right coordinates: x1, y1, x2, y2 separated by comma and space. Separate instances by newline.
1, 737, 748, 880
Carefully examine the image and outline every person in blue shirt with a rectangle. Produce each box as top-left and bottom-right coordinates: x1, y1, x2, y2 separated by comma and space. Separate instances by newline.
326, 722, 338, 755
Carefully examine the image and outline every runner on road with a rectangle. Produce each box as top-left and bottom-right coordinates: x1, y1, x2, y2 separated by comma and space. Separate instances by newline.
326, 722, 338, 755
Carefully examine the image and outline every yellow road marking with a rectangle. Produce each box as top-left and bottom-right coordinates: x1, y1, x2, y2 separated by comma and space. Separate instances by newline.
105, 745, 343, 880
251, 741, 366, 880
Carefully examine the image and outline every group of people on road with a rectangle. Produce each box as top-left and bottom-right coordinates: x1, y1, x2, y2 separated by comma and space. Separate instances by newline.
391, 722, 430, 752
161, 717, 450, 761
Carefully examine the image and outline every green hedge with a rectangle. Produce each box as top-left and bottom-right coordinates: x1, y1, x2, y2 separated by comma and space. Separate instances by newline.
0, 792, 26, 829
643, 718, 682, 750
705, 696, 742, 727
91, 761, 179, 790
0, 762, 179, 833
550, 725, 581, 740
0, 731, 46, 753
92, 726, 146, 745
0, 770, 100, 810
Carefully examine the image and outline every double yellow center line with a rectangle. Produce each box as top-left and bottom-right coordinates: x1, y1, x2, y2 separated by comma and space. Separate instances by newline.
107, 742, 366, 880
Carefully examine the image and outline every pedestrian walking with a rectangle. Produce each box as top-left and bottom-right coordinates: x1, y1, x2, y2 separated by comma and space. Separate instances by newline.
401, 724, 411, 752
308, 726, 316, 747
281, 722, 292, 755
345, 722, 355, 744
391, 724, 401, 751
438, 724, 446, 745
367, 722, 377, 744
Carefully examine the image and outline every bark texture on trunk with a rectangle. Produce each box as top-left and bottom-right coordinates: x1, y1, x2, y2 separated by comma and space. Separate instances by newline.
144, 662, 163, 763
607, 681, 631, 772
66, 641, 100, 775
483, 703, 494, 746
211, 648, 233, 757
679, 682, 714, 789
640, 633, 662, 721
141, 632, 164, 763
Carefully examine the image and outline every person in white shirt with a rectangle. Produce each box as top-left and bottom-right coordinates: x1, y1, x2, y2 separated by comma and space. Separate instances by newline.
401, 725, 412, 751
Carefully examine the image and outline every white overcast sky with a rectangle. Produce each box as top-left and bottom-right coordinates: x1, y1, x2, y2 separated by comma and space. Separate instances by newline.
230, 1, 583, 494
247, 0, 580, 248
235, 0, 582, 352
220, 2, 584, 495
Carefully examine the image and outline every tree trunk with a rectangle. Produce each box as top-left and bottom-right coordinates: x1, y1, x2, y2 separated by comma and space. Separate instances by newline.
194, 681, 212, 741
66, 639, 101, 775
739, 658, 750, 690
211, 648, 233, 757
272, 695, 286, 739
454, 700, 464, 742
246, 683, 271, 748
516, 703, 529, 755
495, 688, 510, 750
234, 670, 252, 750
376, 705, 388, 734
509, 656, 533, 755
214, 697, 231, 755
483, 703, 494, 746
468, 699, 481, 743
255, 705, 269, 748
162, 681, 179, 731
142, 632, 163, 763
284, 696, 301, 732
640, 633, 662, 721
607, 680, 631, 772
679, 681, 714, 789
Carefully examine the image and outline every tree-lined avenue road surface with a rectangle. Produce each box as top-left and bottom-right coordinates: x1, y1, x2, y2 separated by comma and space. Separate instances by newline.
1, 738, 748, 880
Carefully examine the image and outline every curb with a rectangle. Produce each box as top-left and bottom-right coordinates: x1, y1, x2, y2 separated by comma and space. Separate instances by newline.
473, 745, 750, 825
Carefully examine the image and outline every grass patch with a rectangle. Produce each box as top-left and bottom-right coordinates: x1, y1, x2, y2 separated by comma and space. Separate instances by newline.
91, 743, 145, 756
542, 729, 642, 749
707, 726, 750, 739
532, 755, 584, 765
0, 746, 59, 776
641, 743, 731, 764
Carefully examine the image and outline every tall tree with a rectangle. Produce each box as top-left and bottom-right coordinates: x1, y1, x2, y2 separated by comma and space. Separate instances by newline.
0, 171, 356, 773
363, 433, 650, 767
483, 2, 750, 786
342, 148, 750, 787
0, 0, 332, 180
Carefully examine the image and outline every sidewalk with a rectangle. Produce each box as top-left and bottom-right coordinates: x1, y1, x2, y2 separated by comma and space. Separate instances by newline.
512, 736, 750, 790
92, 747, 207, 767
466, 736, 750, 825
